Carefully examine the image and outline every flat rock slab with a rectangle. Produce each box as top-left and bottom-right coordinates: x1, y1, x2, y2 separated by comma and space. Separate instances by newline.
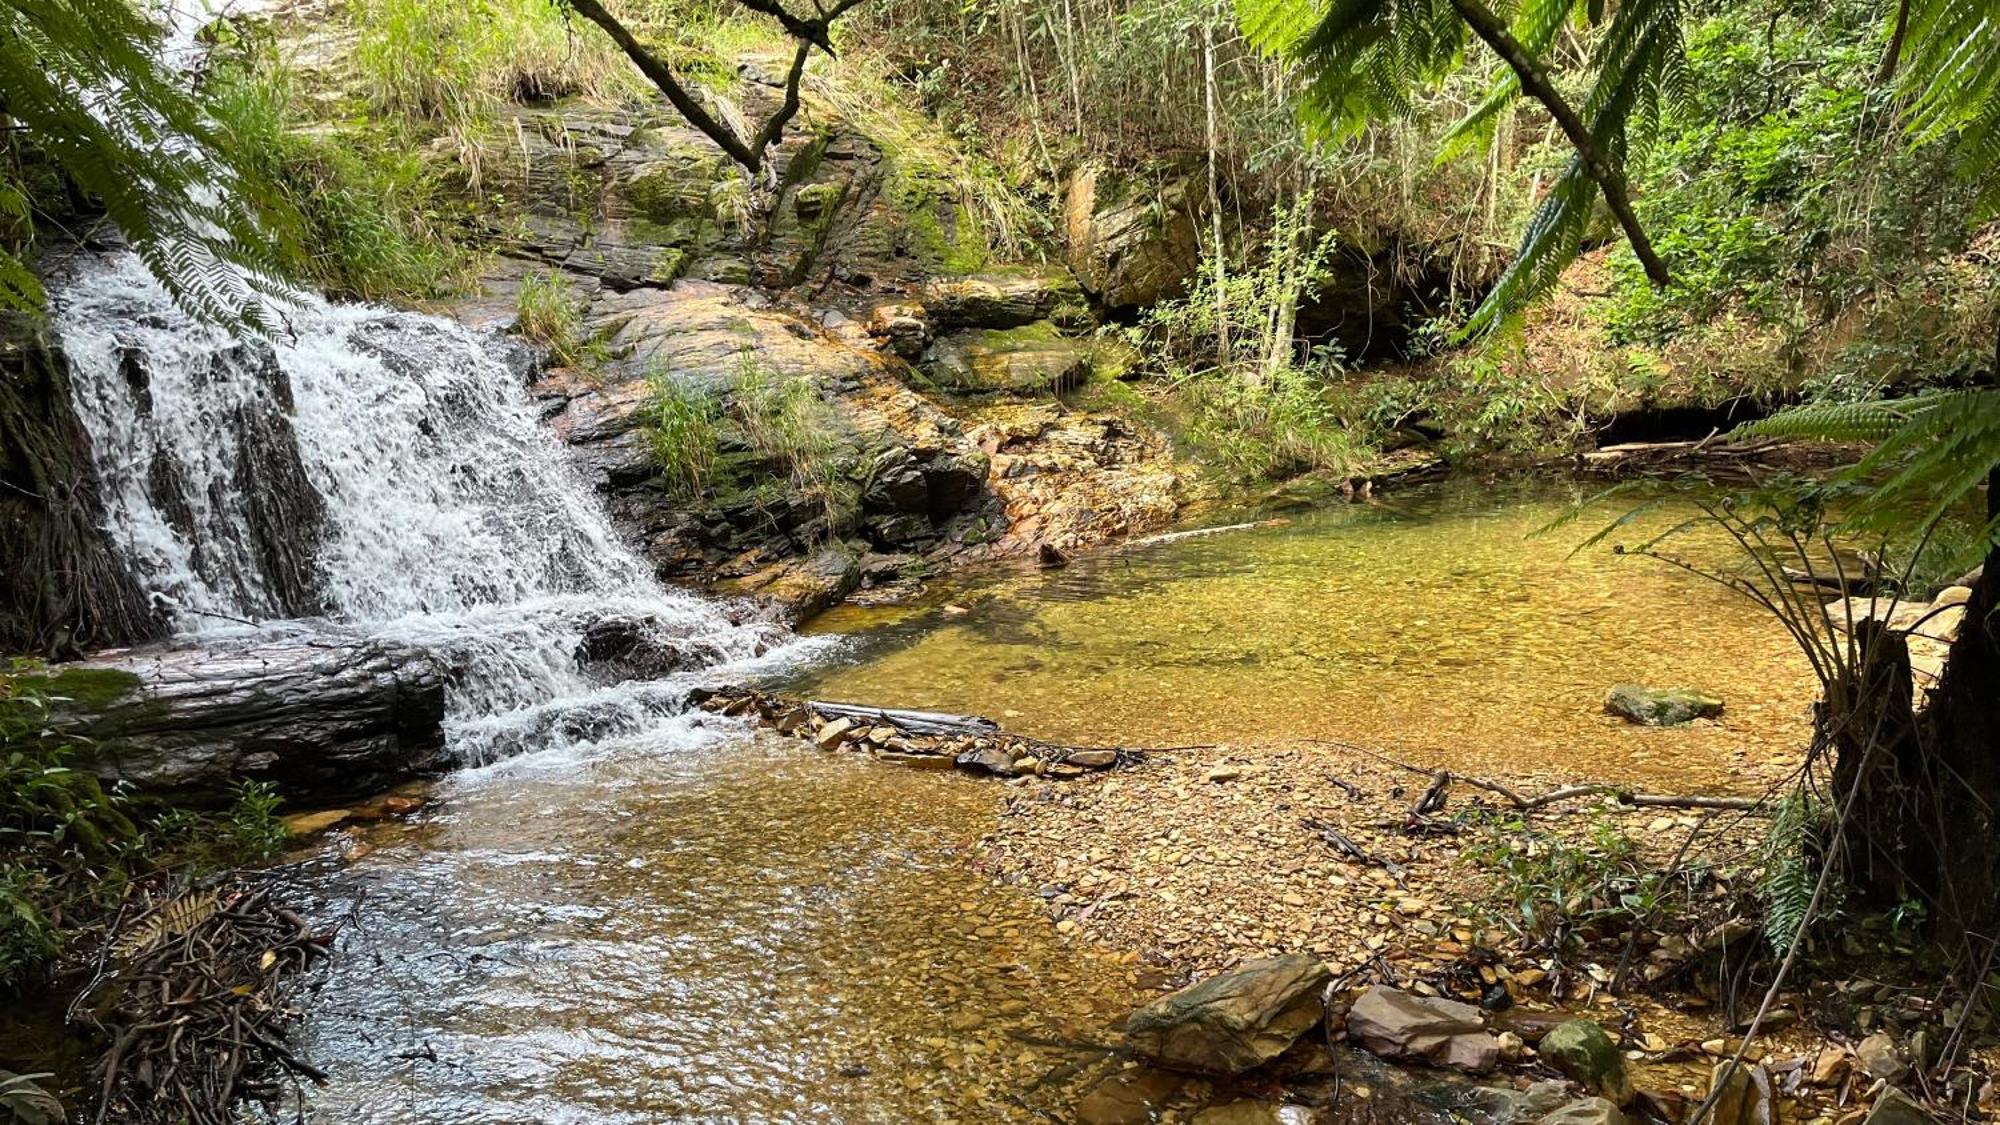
1345, 985, 1500, 1073
1125, 953, 1330, 1074
41, 638, 448, 801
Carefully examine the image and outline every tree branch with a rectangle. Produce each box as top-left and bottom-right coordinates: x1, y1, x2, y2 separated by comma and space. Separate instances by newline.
1444, 0, 1673, 288
560, 0, 861, 173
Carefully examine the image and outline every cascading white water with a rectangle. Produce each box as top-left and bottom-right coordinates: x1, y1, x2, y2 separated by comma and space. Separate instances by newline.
52, 252, 800, 762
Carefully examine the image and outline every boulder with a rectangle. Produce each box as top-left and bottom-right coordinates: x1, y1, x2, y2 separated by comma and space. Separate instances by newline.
1075, 1065, 1185, 1125
43, 640, 448, 802
1705, 1061, 1776, 1125
920, 270, 1084, 331
1603, 685, 1724, 726
1063, 165, 1202, 310
719, 547, 863, 624
1537, 1098, 1629, 1125
1538, 1020, 1634, 1106
1124, 954, 1330, 1074
923, 323, 1093, 396
575, 614, 692, 682
1865, 1089, 1939, 1125
1857, 1032, 1910, 1083
1344, 985, 1499, 1073
1489, 1081, 1576, 1124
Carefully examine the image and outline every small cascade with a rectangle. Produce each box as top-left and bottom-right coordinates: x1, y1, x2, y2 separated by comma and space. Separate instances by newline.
51, 252, 797, 762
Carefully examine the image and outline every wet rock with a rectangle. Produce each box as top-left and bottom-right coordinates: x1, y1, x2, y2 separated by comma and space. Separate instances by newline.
722, 547, 863, 624
1075, 1065, 1186, 1125
1124, 953, 1330, 1074
955, 743, 1020, 776
575, 614, 690, 682
1063, 165, 1201, 310
924, 322, 1092, 396
0, 1070, 65, 1125
920, 270, 1084, 331
1603, 685, 1724, 726
1538, 1020, 1633, 1105
1865, 1088, 1939, 1125
1536, 1097, 1628, 1125
1192, 1100, 1323, 1124
1487, 1080, 1574, 1124
1858, 1032, 1910, 1083
1065, 749, 1119, 769
1705, 1061, 1776, 1125
816, 717, 858, 749
1344, 986, 1499, 1073
47, 639, 448, 802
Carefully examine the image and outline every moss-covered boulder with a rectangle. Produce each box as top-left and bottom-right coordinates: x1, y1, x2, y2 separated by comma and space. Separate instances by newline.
924, 322, 1093, 396
920, 269, 1085, 331
1604, 685, 1725, 726
1538, 1020, 1634, 1106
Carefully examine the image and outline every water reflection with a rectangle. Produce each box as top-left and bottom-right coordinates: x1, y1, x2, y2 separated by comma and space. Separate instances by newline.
781, 479, 1814, 790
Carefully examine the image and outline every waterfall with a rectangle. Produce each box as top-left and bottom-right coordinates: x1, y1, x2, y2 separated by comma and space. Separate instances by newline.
51, 252, 797, 762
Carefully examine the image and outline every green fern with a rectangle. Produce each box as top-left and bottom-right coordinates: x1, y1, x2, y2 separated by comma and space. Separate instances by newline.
1759, 792, 1835, 954
0, 0, 301, 329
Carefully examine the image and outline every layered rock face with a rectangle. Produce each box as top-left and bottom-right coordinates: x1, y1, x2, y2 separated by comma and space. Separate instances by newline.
449, 83, 1199, 619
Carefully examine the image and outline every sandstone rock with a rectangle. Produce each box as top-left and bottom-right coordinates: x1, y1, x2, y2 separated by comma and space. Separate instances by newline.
1539, 1020, 1634, 1105
1935, 584, 1973, 607
283, 809, 354, 837
920, 270, 1083, 331
1064, 165, 1201, 310
1075, 1065, 1185, 1125
723, 548, 863, 624
1536, 1097, 1629, 1125
1865, 1088, 1939, 1125
1066, 749, 1119, 769
1807, 1047, 1853, 1087
1603, 685, 1724, 726
924, 322, 1093, 396
1124, 954, 1330, 1074
1705, 1061, 1776, 1125
1858, 1032, 1910, 1083
1344, 986, 1499, 1073
815, 717, 857, 749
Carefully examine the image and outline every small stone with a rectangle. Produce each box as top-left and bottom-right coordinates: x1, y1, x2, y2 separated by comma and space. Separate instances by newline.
1066, 749, 1119, 769
1808, 1048, 1853, 1087
815, 717, 857, 749
1705, 1061, 1776, 1125
1858, 1032, 1910, 1084
1865, 1088, 1940, 1125
1206, 765, 1242, 782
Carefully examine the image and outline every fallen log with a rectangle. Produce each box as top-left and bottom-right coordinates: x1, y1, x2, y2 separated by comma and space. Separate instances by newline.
802, 699, 1001, 738
33, 637, 449, 802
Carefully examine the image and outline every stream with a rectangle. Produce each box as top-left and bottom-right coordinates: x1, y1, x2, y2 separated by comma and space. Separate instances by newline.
39, 251, 1814, 1122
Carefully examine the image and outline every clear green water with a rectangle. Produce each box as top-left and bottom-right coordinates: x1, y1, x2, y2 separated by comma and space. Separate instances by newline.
781, 478, 1814, 792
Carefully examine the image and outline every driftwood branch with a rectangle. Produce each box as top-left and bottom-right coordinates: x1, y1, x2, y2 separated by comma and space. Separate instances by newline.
1307, 739, 1766, 813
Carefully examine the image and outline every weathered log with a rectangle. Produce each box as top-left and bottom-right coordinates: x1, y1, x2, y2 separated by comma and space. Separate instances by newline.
803, 699, 1002, 738
35, 638, 449, 801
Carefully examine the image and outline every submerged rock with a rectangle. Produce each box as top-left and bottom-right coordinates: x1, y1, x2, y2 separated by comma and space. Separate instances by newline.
1124, 953, 1330, 1074
1192, 1100, 1322, 1124
1538, 1020, 1633, 1106
1536, 1097, 1628, 1125
1075, 1065, 1186, 1125
1603, 685, 1724, 726
1344, 986, 1499, 1073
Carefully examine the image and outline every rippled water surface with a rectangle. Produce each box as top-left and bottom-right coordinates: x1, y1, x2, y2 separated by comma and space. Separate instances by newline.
783, 479, 1816, 790
299, 723, 1140, 1123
